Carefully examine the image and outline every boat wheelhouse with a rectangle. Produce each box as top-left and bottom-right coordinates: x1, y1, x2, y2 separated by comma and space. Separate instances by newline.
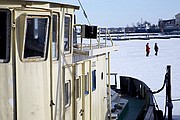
0, 1, 118, 120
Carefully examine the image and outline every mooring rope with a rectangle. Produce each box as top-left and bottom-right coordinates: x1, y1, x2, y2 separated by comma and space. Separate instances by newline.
172, 98, 180, 102
152, 73, 167, 94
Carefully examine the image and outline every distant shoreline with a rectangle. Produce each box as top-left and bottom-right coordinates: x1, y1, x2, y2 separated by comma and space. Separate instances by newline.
101, 33, 180, 41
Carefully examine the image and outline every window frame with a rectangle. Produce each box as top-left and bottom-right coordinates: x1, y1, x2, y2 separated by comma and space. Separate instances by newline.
64, 14, 72, 54
22, 15, 50, 62
0, 9, 11, 63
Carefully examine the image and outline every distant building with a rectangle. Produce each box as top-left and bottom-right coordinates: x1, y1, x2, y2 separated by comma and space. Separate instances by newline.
158, 19, 176, 32
175, 13, 180, 27
158, 19, 175, 28
125, 27, 135, 33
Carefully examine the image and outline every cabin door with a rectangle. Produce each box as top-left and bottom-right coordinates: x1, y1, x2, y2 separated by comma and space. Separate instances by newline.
15, 10, 51, 120
74, 63, 84, 120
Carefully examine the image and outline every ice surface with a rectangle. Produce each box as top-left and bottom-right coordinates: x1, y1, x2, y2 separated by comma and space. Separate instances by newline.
110, 38, 180, 116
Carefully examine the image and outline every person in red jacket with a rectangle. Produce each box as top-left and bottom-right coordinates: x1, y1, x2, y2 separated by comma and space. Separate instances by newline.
146, 43, 150, 57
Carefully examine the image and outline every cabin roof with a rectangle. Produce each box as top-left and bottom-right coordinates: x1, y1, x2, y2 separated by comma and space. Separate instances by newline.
0, 0, 80, 10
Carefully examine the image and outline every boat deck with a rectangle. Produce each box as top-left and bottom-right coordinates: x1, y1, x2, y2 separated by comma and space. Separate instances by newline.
110, 75, 154, 120
122, 96, 145, 120
110, 90, 146, 120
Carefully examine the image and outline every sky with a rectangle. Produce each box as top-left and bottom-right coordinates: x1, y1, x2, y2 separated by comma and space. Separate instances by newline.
41, 0, 180, 27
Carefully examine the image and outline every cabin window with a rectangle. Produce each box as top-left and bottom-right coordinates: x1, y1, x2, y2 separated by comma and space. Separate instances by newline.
73, 15, 77, 44
92, 70, 96, 91
64, 15, 72, 53
65, 81, 71, 107
101, 72, 103, 80
73, 26, 77, 44
0, 9, 10, 62
75, 77, 81, 100
24, 16, 49, 59
85, 73, 89, 95
52, 14, 59, 60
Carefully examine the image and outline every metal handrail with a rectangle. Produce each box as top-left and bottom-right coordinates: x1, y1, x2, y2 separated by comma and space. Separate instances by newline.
74, 25, 114, 51
97, 27, 114, 48
107, 29, 114, 46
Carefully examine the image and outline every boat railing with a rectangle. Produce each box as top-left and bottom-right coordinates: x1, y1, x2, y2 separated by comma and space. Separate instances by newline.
119, 76, 150, 98
109, 74, 156, 118
74, 25, 114, 52
97, 27, 114, 47
109, 74, 151, 101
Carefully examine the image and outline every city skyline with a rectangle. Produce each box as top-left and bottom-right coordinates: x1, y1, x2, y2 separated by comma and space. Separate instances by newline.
34, 0, 180, 27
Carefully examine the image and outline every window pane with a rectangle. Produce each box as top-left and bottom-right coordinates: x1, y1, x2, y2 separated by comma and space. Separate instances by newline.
0, 10, 10, 62
85, 74, 89, 94
64, 15, 71, 52
73, 26, 77, 44
92, 70, 96, 91
75, 78, 80, 99
101, 72, 104, 80
52, 15, 58, 59
65, 83, 68, 105
24, 17, 49, 59
65, 81, 71, 107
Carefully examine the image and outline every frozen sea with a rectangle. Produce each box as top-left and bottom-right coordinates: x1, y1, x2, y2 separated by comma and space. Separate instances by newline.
110, 38, 180, 118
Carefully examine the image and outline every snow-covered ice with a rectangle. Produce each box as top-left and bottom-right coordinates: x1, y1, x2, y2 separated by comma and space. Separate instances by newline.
110, 38, 180, 117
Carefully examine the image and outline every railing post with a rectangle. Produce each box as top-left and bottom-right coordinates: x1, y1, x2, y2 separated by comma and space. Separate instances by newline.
98, 27, 100, 48
107, 29, 113, 46
107, 52, 112, 120
90, 38, 92, 50
81, 34, 83, 50
166, 65, 173, 120
105, 28, 107, 47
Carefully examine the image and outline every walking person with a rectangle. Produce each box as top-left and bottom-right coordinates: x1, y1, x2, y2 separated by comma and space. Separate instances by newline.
154, 43, 159, 56
146, 43, 150, 57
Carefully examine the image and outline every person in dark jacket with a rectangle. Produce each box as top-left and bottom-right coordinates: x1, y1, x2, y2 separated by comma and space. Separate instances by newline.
146, 43, 150, 57
154, 43, 159, 56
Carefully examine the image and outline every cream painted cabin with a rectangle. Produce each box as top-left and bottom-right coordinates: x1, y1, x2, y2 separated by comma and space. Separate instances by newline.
0, 1, 118, 120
